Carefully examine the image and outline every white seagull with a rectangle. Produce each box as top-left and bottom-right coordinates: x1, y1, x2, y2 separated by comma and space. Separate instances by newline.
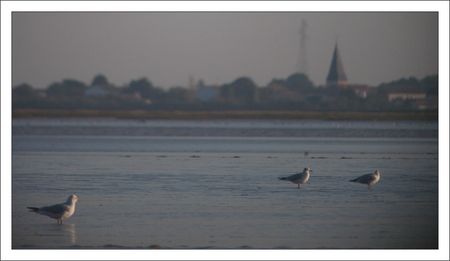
350, 170, 381, 190
27, 194, 79, 224
279, 167, 312, 189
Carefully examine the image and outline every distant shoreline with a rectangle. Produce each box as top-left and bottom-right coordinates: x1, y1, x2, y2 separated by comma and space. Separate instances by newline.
12, 109, 438, 121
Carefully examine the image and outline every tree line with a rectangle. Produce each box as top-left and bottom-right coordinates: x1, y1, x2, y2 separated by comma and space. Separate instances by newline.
12, 73, 438, 112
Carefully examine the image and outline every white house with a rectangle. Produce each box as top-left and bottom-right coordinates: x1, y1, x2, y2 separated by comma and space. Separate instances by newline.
84, 85, 109, 97
387, 92, 426, 102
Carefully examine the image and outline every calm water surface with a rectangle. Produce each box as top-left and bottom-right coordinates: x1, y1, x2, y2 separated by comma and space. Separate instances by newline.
12, 119, 438, 249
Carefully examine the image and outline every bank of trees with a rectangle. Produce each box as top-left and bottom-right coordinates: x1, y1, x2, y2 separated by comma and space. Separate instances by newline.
12, 73, 438, 112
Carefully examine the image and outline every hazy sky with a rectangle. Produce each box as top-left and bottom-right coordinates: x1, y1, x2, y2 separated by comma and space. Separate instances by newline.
12, 12, 437, 89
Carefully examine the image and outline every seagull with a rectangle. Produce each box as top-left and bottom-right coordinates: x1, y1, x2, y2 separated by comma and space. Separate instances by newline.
279, 167, 312, 189
350, 170, 381, 190
27, 194, 79, 224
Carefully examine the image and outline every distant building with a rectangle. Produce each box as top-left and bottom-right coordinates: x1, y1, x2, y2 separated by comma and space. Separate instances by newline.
85, 74, 114, 97
386, 88, 431, 110
35, 89, 47, 98
387, 92, 427, 102
326, 43, 348, 87
195, 85, 219, 102
84, 85, 109, 97
345, 84, 371, 98
325, 43, 371, 98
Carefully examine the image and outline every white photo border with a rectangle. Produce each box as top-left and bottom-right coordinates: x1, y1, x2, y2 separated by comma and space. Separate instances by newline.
1, 1, 448, 260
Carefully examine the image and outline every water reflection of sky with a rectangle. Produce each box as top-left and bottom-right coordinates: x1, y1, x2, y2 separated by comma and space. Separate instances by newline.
12, 119, 438, 249
12, 119, 438, 139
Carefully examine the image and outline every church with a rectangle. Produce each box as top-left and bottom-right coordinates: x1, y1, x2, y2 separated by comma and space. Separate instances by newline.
325, 43, 370, 98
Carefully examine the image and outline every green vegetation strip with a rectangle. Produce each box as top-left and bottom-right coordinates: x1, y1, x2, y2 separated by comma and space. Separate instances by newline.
12, 109, 438, 121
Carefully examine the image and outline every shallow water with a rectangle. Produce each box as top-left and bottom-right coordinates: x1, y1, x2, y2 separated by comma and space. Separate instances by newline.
12, 119, 438, 249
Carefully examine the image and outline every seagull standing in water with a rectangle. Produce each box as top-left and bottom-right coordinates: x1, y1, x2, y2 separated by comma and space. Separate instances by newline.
279, 168, 312, 189
27, 194, 79, 224
350, 170, 381, 190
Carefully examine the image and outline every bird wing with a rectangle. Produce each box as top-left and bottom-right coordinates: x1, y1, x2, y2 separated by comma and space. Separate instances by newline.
357, 173, 376, 183
40, 203, 68, 215
286, 172, 303, 181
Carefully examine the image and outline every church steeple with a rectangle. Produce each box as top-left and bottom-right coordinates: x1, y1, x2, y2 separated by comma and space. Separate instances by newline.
326, 43, 348, 87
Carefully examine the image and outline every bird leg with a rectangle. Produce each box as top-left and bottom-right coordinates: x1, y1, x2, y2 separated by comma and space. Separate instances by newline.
298, 184, 300, 189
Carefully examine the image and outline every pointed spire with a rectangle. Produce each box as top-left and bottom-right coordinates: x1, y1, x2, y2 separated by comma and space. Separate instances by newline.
326, 43, 348, 87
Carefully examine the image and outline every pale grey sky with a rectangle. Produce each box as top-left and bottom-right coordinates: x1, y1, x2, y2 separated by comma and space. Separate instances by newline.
12, 12, 437, 89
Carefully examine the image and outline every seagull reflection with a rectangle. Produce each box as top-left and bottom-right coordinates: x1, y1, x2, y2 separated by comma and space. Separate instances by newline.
61, 223, 77, 244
